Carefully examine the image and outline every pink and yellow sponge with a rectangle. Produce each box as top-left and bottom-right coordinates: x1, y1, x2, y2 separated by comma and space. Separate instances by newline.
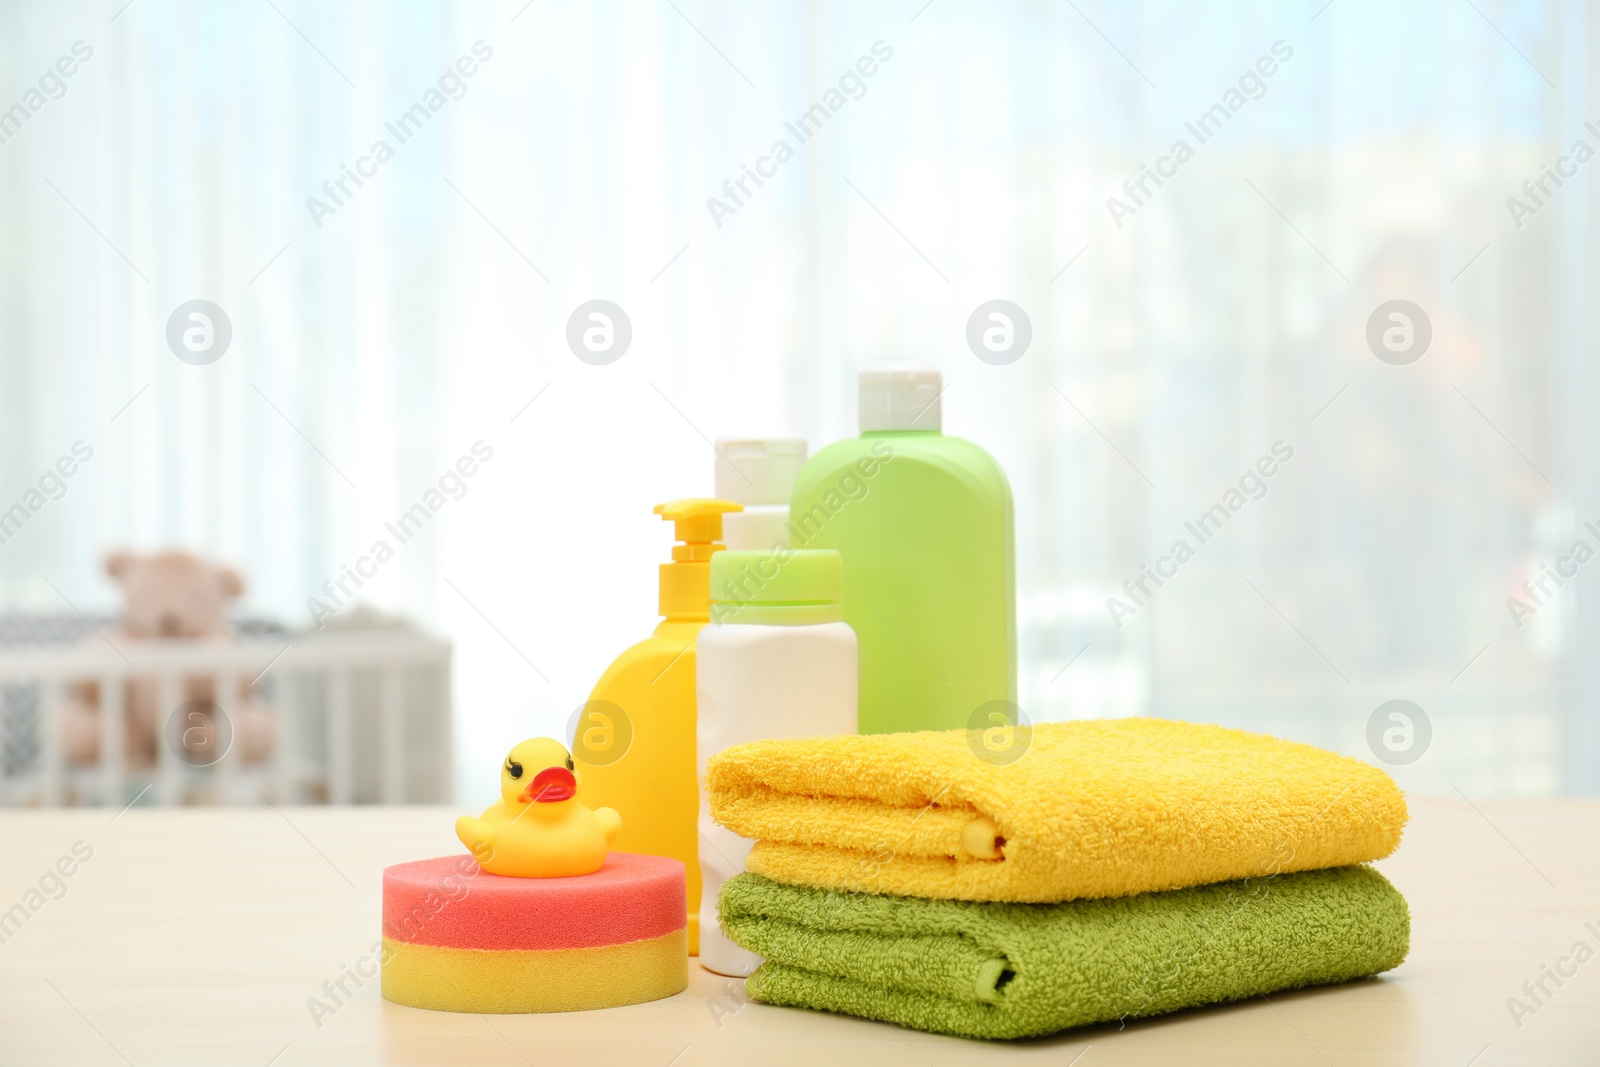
381, 851, 687, 1013
381, 738, 688, 1013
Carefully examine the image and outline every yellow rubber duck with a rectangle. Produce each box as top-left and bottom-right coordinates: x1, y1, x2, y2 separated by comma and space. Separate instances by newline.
455, 738, 622, 878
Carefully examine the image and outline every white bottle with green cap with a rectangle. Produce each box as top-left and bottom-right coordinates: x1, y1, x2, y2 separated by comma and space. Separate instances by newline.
695, 547, 858, 977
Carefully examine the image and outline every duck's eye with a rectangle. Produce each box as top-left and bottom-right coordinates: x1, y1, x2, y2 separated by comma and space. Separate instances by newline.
565, 755, 574, 771
507, 761, 523, 779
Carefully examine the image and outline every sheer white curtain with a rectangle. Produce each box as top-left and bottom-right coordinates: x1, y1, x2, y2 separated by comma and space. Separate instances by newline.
0, 0, 1591, 802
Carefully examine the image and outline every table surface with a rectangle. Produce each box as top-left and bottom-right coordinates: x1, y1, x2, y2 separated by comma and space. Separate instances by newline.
0, 796, 1596, 1066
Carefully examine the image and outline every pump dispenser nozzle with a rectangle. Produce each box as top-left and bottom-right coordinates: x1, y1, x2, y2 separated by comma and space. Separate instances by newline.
654, 498, 742, 620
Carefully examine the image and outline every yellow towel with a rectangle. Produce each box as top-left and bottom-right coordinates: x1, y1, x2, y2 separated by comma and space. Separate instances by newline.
707, 717, 1407, 903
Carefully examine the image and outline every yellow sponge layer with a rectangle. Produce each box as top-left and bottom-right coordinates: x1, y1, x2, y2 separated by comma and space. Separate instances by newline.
381, 928, 687, 1013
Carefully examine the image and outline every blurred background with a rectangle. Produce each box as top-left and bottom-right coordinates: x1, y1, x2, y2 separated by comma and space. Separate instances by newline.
0, 0, 1590, 808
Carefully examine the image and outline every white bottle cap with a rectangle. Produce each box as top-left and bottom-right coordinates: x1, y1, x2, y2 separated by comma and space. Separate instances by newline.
858, 362, 942, 432
714, 437, 808, 505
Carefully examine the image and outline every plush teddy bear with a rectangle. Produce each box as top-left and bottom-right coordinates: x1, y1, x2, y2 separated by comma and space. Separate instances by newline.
61, 550, 276, 766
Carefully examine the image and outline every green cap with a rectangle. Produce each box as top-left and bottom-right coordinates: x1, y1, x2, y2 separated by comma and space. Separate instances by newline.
710, 549, 843, 625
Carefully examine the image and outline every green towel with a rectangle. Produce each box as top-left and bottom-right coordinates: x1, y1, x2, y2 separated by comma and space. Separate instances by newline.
720, 866, 1409, 1040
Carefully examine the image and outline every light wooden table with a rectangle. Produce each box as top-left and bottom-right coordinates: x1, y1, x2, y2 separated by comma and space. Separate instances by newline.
0, 796, 1596, 1065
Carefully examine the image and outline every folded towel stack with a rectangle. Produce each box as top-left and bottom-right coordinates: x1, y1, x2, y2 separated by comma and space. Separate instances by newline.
707, 717, 1411, 1039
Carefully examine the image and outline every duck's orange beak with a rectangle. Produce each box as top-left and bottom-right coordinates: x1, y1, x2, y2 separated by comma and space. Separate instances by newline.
521, 766, 576, 803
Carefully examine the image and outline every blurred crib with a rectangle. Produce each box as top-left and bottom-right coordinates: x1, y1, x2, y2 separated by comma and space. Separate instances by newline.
0, 611, 451, 807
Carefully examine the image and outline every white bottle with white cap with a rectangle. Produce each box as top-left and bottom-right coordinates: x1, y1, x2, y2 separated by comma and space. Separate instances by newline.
714, 438, 808, 551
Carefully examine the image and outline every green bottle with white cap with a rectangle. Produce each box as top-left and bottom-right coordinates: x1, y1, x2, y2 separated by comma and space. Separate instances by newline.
788, 362, 1015, 734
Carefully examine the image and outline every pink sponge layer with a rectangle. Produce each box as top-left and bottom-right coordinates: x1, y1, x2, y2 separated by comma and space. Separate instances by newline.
383, 852, 686, 951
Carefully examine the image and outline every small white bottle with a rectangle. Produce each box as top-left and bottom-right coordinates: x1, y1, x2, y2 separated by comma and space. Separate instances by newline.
695, 547, 858, 976
714, 438, 808, 552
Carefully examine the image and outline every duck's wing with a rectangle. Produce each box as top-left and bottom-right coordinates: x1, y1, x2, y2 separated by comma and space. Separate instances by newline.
454, 815, 493, 862
594, 806, 622, 844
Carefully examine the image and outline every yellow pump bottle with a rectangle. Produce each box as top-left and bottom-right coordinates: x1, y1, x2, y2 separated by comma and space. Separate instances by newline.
572, 498, 740, 955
